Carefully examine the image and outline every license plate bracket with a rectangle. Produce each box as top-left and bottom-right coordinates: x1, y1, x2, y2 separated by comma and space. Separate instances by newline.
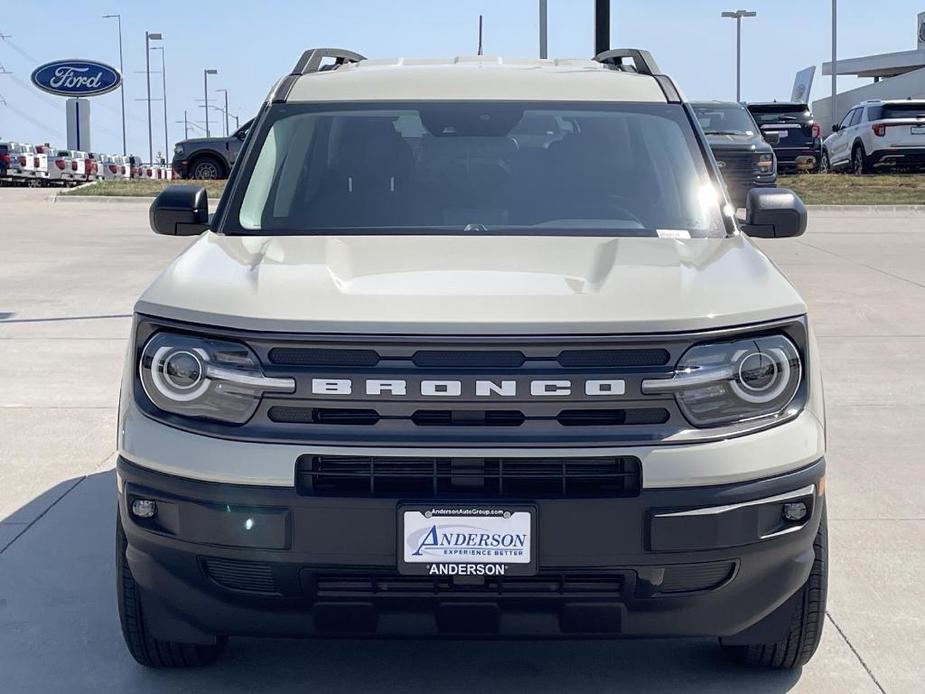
398, 504, 537, 576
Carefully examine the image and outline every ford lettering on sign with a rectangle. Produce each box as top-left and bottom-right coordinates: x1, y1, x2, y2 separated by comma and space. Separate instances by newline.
31, 59, 122, 97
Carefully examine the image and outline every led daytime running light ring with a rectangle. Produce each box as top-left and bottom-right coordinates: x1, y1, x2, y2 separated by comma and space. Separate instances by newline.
150, 345, 211, 402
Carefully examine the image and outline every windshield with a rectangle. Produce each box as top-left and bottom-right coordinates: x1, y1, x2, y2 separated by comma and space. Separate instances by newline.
228, 102, 727, 238
692, 103, 757, 136
748, 105, 812, 125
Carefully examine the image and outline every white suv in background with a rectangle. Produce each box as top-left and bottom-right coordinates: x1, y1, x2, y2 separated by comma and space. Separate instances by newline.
822, 99, 925, 174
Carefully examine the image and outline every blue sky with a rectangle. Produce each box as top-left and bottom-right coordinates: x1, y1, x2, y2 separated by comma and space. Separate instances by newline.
1, 0, 923, 157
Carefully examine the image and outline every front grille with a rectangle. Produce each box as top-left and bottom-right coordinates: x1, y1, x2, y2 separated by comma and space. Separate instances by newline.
296, 455, 641, 498
716, 151, 760, 183
203, 558, 279, 594
268, 406, 670, 429
313, 573, 625, 599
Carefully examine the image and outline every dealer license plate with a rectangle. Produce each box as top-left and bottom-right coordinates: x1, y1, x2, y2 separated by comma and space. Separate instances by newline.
911, 125, 925, 135
399, 506, 536, 576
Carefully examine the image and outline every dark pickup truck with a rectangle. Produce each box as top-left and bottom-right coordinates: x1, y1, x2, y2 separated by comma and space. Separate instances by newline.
746, 103, 822, 173
691, 101, 777, 207
171, 119, 253, 180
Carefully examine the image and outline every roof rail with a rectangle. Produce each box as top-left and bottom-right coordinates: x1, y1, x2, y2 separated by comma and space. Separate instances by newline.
593, 49, 660, 76
271, 48, 366, 103
291, 48, 366, 76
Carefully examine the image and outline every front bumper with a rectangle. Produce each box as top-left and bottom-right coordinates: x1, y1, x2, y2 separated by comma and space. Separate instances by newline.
118, 455, 824, 641
171, 156, 190, 179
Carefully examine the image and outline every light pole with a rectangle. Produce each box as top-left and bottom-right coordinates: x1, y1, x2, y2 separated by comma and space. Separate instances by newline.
539, 0, 548, 59
151, 46, 169, 163
721, 10, 756, 102
831, 0, 838, 127
145, 31, 162, 165
103, 14, 126, 155
216, 88, 229, 136
203, 69, 217, 137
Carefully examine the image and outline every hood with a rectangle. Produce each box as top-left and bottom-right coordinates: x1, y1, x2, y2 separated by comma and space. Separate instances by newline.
136, 233, 805, 335
704, 133, 771, 151
177, 136, 228, 147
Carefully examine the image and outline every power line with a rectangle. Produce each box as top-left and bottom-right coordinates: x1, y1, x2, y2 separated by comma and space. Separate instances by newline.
0, 32, 39, 64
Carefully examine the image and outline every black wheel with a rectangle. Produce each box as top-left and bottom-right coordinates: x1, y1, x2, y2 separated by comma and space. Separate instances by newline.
852, 145, 869, 175
117, 510, 227, 668
819, 150, 831, 174
720, 504, 828, 670
189, 155, 224, 180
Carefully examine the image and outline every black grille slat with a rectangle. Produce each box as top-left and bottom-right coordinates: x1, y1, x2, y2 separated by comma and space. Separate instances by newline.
268, 348, 380, 367
268, 407, 380, 425
297, 455, 641, 498
412, 350, 526, 368
314, 573, 625, 598
557, 349, 670, 367
203, 558, 278, 594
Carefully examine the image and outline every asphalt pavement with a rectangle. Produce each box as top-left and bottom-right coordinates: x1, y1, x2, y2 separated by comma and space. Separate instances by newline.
0, 188, 922, 692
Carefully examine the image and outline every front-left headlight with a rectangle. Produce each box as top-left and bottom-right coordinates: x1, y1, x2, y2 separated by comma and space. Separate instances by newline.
173, 144, 183, 156
138, 332, 294, 424
643, 333, 802, 428
756, 152, 775, 174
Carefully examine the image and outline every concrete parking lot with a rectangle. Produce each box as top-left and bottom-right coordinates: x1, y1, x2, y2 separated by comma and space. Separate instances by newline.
0, 187, 922, 692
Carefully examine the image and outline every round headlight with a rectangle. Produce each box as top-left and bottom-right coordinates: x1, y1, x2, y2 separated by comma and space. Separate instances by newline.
642, 333, 803, 428
138, 332, 294, 424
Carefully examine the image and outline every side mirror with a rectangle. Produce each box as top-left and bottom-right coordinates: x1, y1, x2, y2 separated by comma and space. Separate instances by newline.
150, 185, 209, 236
234, 129, 247, 141
741, 188, 807, 239
831, 124, 841, 133
763, 131, 781, 145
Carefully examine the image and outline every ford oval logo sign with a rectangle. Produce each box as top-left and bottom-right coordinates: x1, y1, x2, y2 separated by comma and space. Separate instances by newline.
30, 59, 122, 97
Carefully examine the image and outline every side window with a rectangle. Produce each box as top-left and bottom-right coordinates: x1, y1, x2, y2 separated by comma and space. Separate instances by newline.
838, 109, 856, 130
849, 109, 863, 127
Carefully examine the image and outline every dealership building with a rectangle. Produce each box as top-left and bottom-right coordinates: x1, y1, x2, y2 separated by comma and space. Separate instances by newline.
813, 11, 925, 126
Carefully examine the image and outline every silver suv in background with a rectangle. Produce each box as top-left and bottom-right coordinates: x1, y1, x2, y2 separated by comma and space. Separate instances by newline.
822, 99, 925, 174
171, 119, 253, 180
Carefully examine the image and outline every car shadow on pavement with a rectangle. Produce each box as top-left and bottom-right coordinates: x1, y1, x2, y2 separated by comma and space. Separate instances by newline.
0, 471, 803, 694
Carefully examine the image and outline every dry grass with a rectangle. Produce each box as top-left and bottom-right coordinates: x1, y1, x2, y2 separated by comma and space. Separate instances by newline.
62, 173, 925, 207
779, 173, 925, 205
60, 179, 226, 199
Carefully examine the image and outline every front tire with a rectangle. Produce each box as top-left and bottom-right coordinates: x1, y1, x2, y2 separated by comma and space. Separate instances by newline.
720, 504, 828, 670
189, 155, 224, 180
819, 150, 831, 174
116, 510, 227, 668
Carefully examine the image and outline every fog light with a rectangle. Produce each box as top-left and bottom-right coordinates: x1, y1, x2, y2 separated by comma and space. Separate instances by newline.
782, 502, 808, 522
131, 498, 157, 519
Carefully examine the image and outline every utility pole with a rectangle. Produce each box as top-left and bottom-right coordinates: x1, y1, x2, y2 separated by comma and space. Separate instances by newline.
477, 15, 484, 55
103, 15, 126, 155
203, 69, 217, 137
216, 88, 229, 136
145, 31, 162, 165
721, 10, 757, 102
831, 0, 838, 127
594, 0, 610, 55
176, 110, 190, 139
539, 0, 548, 59
151, 46, 168, 164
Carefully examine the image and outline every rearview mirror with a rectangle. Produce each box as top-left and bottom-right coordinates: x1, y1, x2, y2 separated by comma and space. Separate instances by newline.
150, 185, 209, 236
741, 188, 807, 239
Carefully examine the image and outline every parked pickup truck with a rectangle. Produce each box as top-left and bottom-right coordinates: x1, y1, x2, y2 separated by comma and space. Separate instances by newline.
171, 119, 253, 179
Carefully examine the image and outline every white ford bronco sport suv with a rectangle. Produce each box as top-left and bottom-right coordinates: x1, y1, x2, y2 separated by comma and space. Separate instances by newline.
117, 48, 826, 670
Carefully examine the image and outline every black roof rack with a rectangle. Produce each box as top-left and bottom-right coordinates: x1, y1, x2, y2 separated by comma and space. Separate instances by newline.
272, 48, 366, 103
291, 48, 366, 75
593, 49, 660, 76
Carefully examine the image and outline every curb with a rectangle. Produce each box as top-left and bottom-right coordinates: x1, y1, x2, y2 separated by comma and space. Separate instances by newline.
49, 193, 156, 204
806, 204, 925, 216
